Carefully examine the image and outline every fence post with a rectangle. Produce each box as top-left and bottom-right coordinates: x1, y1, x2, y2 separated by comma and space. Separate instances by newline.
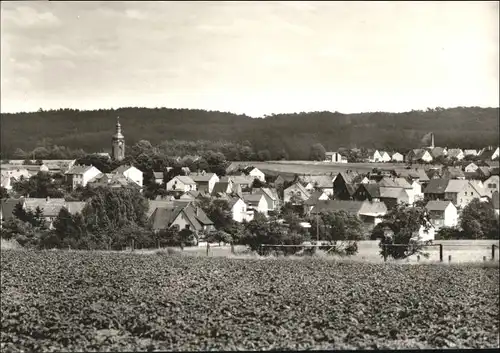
492, 245, 496, 261
417, 255, 420, 262
131, 239, 135, 252
206, 242, 210, 256
158, 240, 160, 249
483, 256, 486, 262
448, 255, 452, 263
439, 244, 443, 262
231, 243, 235, 254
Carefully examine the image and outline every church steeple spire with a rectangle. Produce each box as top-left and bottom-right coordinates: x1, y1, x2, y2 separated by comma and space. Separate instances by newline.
112, 116, 125, 161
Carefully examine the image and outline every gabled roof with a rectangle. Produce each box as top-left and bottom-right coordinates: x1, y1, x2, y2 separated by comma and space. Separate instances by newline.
190, 173, 217, 183
447, 149, 464, 158
153, 172, 164, 179
358, 201, 387, 216
251, 187, 277, 201
378, 177, 412, 189
173, 175, 197, 185
337, 171, 361, 184
242, 193, 265, 204
468, 180, 488, 197
112, 165, 137, 174
230, 175, 255, 185
464, 149, 478, 156
426, 200, 453, 211
304, 190, 328, 206
357, 183, 381, 198
150, 206, 183, 229
444, 180, 469, 193
300, 175, 334, 188
477, 167, 492, 178
346, 183, 359, 196
66, 165, 96, 175
441, 167, 465, 179
212, 182, 231, 195
147, 200, 175, 218
228, 196, 244, 209
284, 182, 310, 196
24, 198, 67, 217
398, 169, 429, 182
311, 200, 364, 214
424, 179, 450, 194
429, 147, 446, 158
379, 187, 406, 199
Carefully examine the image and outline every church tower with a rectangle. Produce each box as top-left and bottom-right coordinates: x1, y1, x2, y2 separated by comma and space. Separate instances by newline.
111, 117, 125, 161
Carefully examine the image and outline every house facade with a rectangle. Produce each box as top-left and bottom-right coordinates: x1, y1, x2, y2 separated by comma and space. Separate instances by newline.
425, 200, 458, 230
166, 176, 197, 192
483, 175, 499, 196
283, 182, 311, 204
190, 172, 220, 194
228, 197, 251, 223
371, 150, 391, 163
246, 168, 266, 182
242, 193, 268, 216
464, 163, 479, 173
112, 165, 143, 187
391, 152, 404, 162
324, 152, 347, 163
444, 180, 487, 209
65, 165, 102, 190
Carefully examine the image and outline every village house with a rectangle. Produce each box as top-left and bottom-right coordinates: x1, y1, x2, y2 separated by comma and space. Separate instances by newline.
111, 165, 143, 188
250, 187, 280, 212
179, 190, 201, 201
190, 172, 220, 194
300, 175, 335, 196
242, 167, 266, 183
228, 175, 255, 190
378, 177, 415, 204
407, 149, 433, 163
283, 182, 311, 205
479, 147, 499, 161
303, 190, 330, 215
428, 147, 448, 159
440, 166, 465, 180
483, 175, 499, 196
425, 200, 458, 230
227, 196, 252, 223
398, 168, 430, 186
353, 184, 381, 202
444, 180, 488, 209
371, 150, 391, 163
310, 200, 387, 235
424, 179, 450, 202
379, 187, 410, 209
65, 165, 102, 190
87, 173, 141, 189
0, 197, 86, 230
149, 203, 214, 238
153, 172, 164, 185
464, 149, 478, 157
391, 152, 404, 163
464, 162, 479, 173
166, 175, 197, 192
333, 171, 363, 200
446, 149, 465, 161
242, 193, 268, 216
324, 151, 348, 163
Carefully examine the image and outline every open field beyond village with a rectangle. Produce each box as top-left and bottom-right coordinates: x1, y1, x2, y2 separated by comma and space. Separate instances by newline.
1, 249, 499, 351
229, 161, 429, 177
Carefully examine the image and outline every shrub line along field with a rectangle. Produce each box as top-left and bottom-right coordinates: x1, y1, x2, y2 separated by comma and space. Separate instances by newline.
1, 250, 499, 351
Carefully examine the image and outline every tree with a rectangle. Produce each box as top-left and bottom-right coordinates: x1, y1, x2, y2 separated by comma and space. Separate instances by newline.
436, 226, 463, 240
374, 203, 431, 260
309, 143, 326, 161
12, 172, 64, 198
257, 149, 271, 161
460, 199, 498, 239
1, 187, 9, 199
196, 196, 234, 232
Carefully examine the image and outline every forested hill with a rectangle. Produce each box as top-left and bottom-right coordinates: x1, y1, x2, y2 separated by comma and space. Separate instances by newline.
1, 106, 498, 160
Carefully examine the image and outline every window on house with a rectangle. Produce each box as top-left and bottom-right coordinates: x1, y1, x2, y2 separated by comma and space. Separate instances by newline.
185, 225, 190, 230
464, 192, 467, 196
493, 184, 497, 188
471, 192, 474, 196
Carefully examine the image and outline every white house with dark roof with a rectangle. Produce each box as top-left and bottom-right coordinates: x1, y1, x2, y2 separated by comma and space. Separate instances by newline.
391, 152, 404, 162
112, 165, 143, 188
371, 150, 391, 163
324, 151, 348, 163
483, 175, 499, 196
166, 175, 197, 192
190, 172, 220, 193
228, 197, 251, 223
425, 200, 458, 230
242, 193, 268, 216
65, 165, 102, 190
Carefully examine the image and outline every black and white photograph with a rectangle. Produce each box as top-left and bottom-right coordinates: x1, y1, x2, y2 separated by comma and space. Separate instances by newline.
1, 1, 499, 351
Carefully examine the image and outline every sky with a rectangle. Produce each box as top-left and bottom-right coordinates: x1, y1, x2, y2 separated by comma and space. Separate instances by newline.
1, 1, 498, 117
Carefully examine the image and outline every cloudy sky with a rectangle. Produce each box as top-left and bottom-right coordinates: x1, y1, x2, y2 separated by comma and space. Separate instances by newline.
1, 1, 498, 117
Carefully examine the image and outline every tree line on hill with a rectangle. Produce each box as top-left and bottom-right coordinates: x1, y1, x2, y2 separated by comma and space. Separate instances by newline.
1, 106, 498, 160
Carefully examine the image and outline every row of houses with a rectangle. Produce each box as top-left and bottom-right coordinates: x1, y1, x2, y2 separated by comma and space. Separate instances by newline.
323, 146, 499, 164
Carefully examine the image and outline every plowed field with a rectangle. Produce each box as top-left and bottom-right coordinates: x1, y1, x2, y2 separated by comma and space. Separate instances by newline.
1, 250, 499, 351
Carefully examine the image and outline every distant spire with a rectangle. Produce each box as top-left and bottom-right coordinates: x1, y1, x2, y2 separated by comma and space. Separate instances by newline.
116, 116, 121, 133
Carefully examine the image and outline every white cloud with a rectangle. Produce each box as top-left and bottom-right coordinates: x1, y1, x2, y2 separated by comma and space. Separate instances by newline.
30, 44, 76, 58
2, 5, 61, 28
